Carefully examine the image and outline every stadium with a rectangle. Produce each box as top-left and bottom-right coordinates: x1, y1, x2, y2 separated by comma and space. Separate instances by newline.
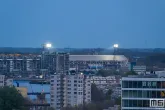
69, 55, 128, 70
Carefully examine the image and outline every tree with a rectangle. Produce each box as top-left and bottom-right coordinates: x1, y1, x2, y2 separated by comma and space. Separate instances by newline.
91, 84, 104, 102
124, 71, 137, 76
105, 89, 113, 100
0, 86, 25, 110
115, 96, 121, 105
97, 69, 118, 77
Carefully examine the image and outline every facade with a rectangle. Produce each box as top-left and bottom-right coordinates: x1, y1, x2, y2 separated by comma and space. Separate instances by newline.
0, 54, 127, 75
0, 54, 40, 74
91, 76, 116, 85
0, 75, 13, 87
5, 78, 13, 86
122, 75, 165, 110
50, 74, 91, 110
0, 75, 5, 86
69, 55, 128, 71
132, 65, 147, 74
42, 52, 69, 74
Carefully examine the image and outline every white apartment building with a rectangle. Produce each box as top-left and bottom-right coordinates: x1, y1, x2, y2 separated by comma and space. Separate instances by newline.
50, 74, 91, 110
122, 74, 165, 110
132, 65, 146, 74
0, 75, 12, 87
5, 78, 13, 87
91, 76, 116, 86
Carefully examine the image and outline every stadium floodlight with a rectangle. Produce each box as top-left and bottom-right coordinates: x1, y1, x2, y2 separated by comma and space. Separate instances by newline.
113, 44, 119, 48
45, 43, 52, 48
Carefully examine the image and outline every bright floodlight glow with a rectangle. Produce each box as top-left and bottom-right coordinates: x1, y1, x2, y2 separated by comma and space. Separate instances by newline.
45, 43, 52, 48
113, 44, 119, 48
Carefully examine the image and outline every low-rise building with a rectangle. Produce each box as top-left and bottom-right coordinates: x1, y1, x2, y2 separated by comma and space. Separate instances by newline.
91, 76, 118, 90
5, 78, 13, 87
111, 84, 121, 99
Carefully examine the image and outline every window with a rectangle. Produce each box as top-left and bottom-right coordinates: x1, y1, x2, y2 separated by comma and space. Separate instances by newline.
128, 81, 132, 88
161, 81, 165, 88
68, 84, 71, 86
137, 90, 142, 98
122, 90, 128, 98
132, 81, 137, 88
132, 91, 138, 98
122, 81, 128, 88
74, 92, 77, 94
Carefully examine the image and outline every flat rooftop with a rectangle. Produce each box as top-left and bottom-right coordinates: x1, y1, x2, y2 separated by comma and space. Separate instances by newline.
122, 74, 165, 81
69, 55, 128, 61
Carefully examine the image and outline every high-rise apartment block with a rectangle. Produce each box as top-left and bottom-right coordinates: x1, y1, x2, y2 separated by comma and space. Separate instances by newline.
0, 75, 13, 87
41, 52, 69, 74
50, 73, 91, 110
0, 54, 40, 74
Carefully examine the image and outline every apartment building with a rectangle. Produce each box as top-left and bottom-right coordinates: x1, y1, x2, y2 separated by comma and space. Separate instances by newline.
50, 73, 91, 110
0, 75, 5, 86
121, 74, 165, 110
0, 75, 13, 87
91, 76, 117, 86
0, 54, 40, 74
132, 65, 147, 74
42, 52, 69, 74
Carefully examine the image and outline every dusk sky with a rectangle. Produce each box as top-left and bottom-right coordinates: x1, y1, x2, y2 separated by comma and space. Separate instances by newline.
0, 0, 165, 48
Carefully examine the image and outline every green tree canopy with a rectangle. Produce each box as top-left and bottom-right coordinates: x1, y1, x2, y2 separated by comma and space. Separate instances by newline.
96, 69, 120, 77
124, 71, 138, 76
105, 89, 113, 100
0, 86, 24, 110
91, 84, 104, 102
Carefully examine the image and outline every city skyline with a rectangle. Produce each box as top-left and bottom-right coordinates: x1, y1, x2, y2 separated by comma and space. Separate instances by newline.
0, 0, 165, 48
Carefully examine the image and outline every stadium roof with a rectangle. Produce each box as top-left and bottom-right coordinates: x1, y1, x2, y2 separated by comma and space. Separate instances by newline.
69, 55, 128, 61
